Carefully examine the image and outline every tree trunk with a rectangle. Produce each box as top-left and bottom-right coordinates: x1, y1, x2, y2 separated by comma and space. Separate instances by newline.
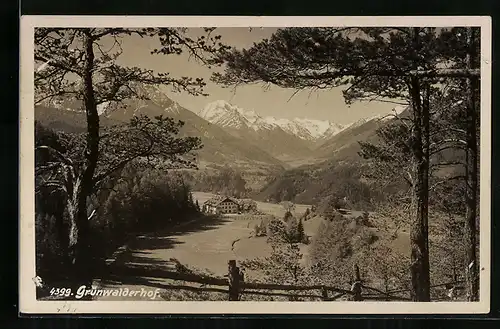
67, 30, 100, 291
407, 28, 431, 302
408, 79, 431, 302
464, 27, 480, 302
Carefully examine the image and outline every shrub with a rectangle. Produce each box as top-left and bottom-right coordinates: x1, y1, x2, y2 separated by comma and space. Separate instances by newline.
266, 218, 287, 243
239, 199, 258, 213
308, 216, 382, 287
352, 228, 378, 250
240, 242, 306, 285
253, 219, 267, 237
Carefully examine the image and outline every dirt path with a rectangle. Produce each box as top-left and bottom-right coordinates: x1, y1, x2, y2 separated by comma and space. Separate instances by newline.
95, 214, 267, 300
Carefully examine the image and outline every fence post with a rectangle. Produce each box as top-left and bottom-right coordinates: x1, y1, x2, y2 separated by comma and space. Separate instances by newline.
351, 263, 363, 301
228, 260, 243, 301
321, 286, 329, 301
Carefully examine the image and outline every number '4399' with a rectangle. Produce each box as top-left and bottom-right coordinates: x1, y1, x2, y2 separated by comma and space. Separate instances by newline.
49, 287, 72, 297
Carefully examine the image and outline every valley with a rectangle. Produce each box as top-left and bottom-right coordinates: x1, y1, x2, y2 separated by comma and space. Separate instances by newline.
34, 84, 470, 303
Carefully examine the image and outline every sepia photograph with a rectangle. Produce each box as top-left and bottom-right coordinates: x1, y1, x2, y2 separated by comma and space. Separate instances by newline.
19, 16, 491, 314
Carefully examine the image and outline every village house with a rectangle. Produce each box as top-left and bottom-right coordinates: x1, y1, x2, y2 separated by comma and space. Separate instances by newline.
202, 196, 240, 215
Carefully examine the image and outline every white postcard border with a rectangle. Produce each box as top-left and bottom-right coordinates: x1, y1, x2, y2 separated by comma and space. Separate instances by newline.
19, 15, 492, 314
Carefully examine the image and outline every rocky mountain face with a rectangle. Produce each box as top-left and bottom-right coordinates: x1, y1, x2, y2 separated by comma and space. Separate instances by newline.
198, 100, 352, 161
199, 100, 346, 139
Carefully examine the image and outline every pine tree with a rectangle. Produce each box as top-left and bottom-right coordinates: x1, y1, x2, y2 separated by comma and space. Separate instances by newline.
297, 218, 305, 243
213, 27, 480, 301
304, 207, 311, 221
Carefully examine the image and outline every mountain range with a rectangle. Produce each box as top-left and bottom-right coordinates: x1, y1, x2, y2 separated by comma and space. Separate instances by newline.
35, 85, 404, 174
199, 100, 345, 141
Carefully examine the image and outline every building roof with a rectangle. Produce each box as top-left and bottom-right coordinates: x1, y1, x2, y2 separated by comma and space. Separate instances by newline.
203, 196, 240, 207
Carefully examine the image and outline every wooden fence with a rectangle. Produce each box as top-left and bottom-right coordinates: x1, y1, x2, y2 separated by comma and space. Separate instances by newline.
108, 260, 462, 301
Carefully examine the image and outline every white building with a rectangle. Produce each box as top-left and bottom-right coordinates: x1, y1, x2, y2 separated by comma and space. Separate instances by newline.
202, 196, 240, 215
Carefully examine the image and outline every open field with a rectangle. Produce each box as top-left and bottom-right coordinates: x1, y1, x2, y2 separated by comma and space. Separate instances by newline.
112, 191, 412, 276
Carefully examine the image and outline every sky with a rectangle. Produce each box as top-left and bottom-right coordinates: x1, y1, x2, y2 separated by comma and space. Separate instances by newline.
112, 28, 400, 125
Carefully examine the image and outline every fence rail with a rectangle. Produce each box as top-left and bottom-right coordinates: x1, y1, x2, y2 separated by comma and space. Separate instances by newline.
107, 260, 462, 302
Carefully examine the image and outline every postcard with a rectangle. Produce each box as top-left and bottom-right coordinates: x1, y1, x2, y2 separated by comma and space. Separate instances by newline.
19, 15, 491, 314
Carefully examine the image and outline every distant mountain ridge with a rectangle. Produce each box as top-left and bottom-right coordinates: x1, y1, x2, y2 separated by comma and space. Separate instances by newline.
35, 84, 407, 178
35, 85, 285, 174
198, 100, 316, 161
253, 106, 414, 206
199, 100, 346, 141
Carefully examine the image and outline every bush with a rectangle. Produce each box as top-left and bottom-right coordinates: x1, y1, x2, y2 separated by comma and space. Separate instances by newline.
240, 242, 306, 285
266, 218, 287, 242
239, 199, 258, 213
308, 216, 383, 287
253, 219, 267, 237
352, 229, 378, 250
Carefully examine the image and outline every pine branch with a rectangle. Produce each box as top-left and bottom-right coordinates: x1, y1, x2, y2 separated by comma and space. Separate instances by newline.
430, 175, 466, 191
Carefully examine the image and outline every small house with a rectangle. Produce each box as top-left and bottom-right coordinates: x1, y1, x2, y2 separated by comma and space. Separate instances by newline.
202, 196, 240, 215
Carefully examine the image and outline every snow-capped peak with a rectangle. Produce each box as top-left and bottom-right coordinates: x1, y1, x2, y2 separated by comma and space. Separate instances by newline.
199, 100, 346, 140
199, 100, 254, 129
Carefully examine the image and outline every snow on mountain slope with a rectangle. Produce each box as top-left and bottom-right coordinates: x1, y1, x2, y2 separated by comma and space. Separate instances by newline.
343, 105, 410, 129
199, 100, 346, 141
199, 100, 252, 129
282, 118, 344, 139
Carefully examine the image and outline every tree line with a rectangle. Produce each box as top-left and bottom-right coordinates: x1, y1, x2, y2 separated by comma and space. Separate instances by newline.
180, 166, 249, 198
